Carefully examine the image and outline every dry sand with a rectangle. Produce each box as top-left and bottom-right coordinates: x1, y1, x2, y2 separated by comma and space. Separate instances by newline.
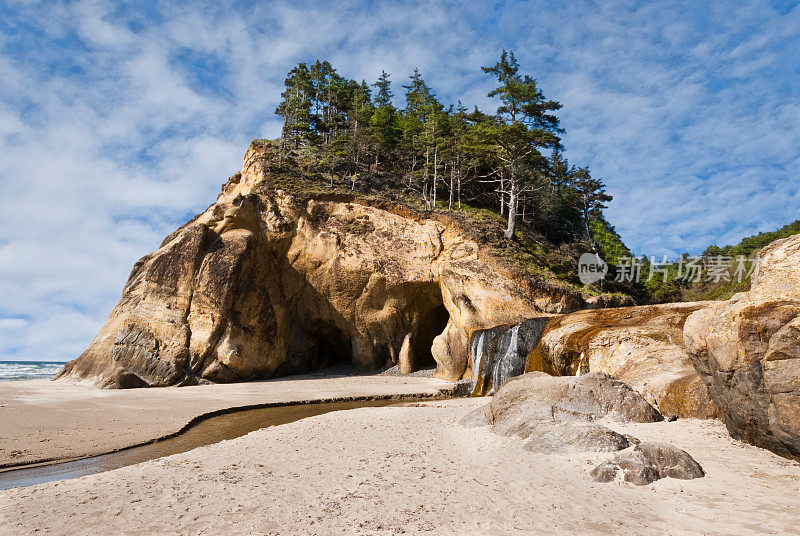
2, 397, 799, 535
0, 372, 454, 467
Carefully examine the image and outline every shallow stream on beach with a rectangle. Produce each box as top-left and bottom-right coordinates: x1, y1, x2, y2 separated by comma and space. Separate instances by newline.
0, 397, 416, 490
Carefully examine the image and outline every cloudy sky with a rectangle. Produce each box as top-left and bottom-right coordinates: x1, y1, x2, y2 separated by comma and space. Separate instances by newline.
1, 0, 799, 361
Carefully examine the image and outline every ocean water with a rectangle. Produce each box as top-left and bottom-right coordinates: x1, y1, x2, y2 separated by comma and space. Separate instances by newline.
0, 361, 66, 381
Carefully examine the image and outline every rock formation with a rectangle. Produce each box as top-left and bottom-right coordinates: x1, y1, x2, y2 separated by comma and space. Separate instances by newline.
463, 371, 704, 485
55, 142, 582, 388
52, 139, 800, 463
684, 234, 800, 459
521, 421, 631, 454
460, 371, 664, 431
524, 303, 720, 419
498, 231, 800, 460
591, 442, 705, 485
468, 318, 550, 396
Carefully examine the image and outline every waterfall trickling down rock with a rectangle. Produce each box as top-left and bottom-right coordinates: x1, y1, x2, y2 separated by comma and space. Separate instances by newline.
470, 317, 551, 396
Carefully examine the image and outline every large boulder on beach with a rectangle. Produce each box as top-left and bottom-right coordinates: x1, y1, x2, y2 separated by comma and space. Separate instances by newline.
684, 234, 800, 459
524, 303, 719, 419
55, 141, 581, 388
461, 371, 663, 433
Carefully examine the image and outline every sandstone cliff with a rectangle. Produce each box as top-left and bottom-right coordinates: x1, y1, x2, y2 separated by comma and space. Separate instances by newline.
684, 233, 800, 459
55, 142, 582, 388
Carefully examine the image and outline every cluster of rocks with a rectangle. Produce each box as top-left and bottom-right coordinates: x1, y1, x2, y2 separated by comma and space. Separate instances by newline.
503, 233, 800, 461
462, 371, 705, 485
591, 441, 704, 486
521, 303, 720, 420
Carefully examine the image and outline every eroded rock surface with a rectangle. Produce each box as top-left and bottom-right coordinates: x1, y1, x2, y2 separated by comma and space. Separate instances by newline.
591, 441, 705, 485
55, 142, 581, 388
461, 371, 662, 431
461, 371, 666, 460
469, 318, 550, 396
684, 234, 800, 459
521, 421, 630, 453
525, 303, 720, 419
489, 372, 663, 428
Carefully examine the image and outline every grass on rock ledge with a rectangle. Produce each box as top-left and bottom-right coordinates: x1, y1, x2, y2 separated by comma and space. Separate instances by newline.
248, 138, 595, 301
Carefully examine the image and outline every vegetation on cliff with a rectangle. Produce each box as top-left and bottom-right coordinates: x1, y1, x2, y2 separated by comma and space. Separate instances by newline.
273, 50, 613, 246
266, 51, 625, 299
641, 220, 800, 303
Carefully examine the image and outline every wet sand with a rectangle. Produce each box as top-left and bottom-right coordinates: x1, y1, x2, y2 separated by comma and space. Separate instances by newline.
0, 371, 455, 467
2, 398, 799, 535
0, 399, 413, 490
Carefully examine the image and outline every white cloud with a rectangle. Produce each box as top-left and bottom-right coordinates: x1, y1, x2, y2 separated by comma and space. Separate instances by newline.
0, 318, 27, 331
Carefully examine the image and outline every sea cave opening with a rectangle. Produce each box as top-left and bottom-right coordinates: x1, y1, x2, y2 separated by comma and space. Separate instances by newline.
408, 300, 450, 372
296, 283, 450, 375
306, 319, 352, 370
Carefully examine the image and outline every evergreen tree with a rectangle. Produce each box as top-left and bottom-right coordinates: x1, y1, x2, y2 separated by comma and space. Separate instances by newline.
398, 69, 445, 208
369, 71, 400, 169
275, 62, 312, 157
373, 70, 394, 109
481, 50, 563, 239
445, 102, 470, 208
541, 149, 581, 241
345, 80, 374, 173
572, 167, 613, 251
402, 68, 438, 118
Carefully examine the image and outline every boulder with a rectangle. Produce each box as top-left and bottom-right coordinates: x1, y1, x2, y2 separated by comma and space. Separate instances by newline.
591, 441, 705, 485
521, 421, 631, 453
636, 442, 705, 480
525, 303, 720, 419
460, 371, 662, 437
55, 142, 583, 388
591, 450, 660, 485
684, 233, 800, 459
461, 372, 662, 455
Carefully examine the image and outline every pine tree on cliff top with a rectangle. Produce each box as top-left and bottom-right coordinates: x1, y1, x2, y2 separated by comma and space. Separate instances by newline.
369, 71, 400, 167
572, 167, 613, 251
481, 49, 563, 239
273, 55, 617, 254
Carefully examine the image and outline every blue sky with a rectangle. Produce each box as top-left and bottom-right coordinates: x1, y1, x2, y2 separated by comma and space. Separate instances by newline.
1, 0, 799, 361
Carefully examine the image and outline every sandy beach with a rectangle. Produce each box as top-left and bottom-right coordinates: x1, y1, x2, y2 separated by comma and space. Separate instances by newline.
0, 371, 456, 468
1, 395, 799, 535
